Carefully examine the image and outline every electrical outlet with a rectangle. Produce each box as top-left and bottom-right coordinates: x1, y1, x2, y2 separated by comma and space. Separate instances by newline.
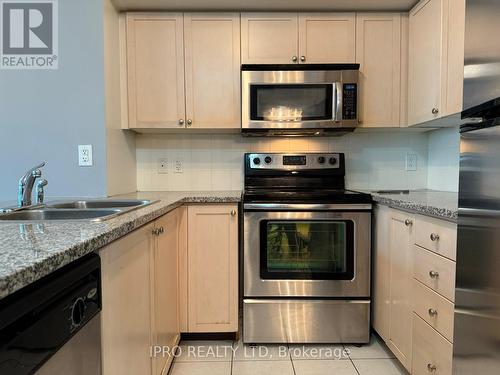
157, 158, 168, 174
406, 152, 418, 171
174, 160, 183, 173
78, 145, 93, 166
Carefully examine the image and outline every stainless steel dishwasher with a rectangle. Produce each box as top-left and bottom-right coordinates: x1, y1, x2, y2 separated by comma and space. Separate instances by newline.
0, 254, 102, 375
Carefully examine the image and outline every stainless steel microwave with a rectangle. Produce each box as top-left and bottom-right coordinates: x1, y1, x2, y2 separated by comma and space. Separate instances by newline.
241, 64, 359, 136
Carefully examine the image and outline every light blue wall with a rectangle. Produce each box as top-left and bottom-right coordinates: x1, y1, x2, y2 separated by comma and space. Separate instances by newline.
0, 0, 107, 202
427, 128, 460, 192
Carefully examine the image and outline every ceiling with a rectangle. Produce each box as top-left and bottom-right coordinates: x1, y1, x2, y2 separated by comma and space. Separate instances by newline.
112, 0, 420, 12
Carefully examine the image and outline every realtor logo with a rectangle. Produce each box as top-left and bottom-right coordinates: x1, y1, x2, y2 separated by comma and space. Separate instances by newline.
1, 0, 58, 69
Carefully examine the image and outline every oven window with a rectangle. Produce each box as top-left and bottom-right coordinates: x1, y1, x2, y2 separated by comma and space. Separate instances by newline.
250, 84, 333, 122
260, 220, 354, 280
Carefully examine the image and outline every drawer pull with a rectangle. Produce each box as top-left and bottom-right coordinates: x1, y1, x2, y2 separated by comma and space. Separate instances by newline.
404, 219, 413, 227
428, 308, 438, 317
429, 270, 440, 279
430, 233, 440, 241
427, 363, 437, 372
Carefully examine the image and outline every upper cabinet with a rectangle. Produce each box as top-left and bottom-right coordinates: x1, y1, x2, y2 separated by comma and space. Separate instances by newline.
125, 13, 241, 130
126, 13, 185, 129
241, 12, 355, 64
241, 13, 298, 64
356, 13, 405, 127
184, 13, 241, 129
299, 13, 355, 63
408, 0, 465, 125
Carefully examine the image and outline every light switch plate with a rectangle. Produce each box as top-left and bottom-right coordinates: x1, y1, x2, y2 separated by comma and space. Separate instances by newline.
78, 145, 93, 166
406, 152, 417, 171
157, 158, 168, 174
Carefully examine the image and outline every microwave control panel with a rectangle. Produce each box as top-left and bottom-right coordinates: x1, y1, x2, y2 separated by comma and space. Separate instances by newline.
342, 83, 357, 120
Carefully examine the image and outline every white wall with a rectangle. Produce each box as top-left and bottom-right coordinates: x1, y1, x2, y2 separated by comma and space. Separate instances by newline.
136, 131, 429, 191
0, 0, 107, 202
427, 128, 460, 192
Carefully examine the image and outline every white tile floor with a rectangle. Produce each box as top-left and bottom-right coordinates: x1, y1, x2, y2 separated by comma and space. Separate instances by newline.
168, 334, 408, 375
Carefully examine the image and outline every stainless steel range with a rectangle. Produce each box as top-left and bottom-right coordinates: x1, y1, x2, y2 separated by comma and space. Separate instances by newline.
242, 153, 372, 344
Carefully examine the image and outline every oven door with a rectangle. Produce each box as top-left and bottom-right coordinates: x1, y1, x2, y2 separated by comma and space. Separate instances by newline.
243, 207, 371, 297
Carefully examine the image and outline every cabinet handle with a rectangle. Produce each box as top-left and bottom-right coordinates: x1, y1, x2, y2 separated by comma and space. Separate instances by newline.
404, 219, 413, 227
186, 119, 193, 127
432, 108, 439, 115
430, 233, 440, 241
300, 55, 306, 62
159, 226, 164, 234
429, 270, 439, 279
428, 308, 438, 317
427, 363, 437, 372
178, 119, 185, 126
152, 228, 160, 236
291, 55, 298, 63
230, 209, 237, 217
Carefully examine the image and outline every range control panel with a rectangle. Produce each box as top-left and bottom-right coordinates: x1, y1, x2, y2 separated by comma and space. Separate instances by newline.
248, 153, 341, 170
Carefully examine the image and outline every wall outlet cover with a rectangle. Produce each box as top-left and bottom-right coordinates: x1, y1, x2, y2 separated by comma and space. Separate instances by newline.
174, 160, 183, 173
406, 152, 418, 171
78, 145, 93, 167
157, 158, 168, 174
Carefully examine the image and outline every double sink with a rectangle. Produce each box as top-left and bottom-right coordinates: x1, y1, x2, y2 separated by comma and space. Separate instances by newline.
0, 199, 155, 222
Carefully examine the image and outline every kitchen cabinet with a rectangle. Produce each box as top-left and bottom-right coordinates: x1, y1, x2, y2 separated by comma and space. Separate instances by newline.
184, 204, 238, 332
126, 13, 185, 129
298, 13, 355, 63
356, 14, 405, 127
151, 210, 180, 374
184, 13, 241, 129
408, 0, 465, 125
374, 205, 458, 374
100, 210, 181, 375
241, 13, 355, 64
100, 222, 155, 375
386, 209, 414, 371
126, 13, 241, 130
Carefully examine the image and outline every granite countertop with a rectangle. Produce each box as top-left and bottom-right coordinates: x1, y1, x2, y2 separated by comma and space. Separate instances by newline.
0, 191, 241, 301
370, 190, 458, 222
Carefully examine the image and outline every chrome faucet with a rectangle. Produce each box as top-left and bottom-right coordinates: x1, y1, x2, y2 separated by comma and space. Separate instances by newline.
18, 162, 46, 207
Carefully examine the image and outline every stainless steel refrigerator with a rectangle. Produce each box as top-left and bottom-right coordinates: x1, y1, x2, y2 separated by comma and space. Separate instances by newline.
454, 1, 500, 373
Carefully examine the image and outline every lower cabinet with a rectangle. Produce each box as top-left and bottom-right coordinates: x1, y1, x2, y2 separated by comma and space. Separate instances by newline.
100, 209, 180, 375
180, 204, 239, 333
100, 222, 155, 375
373, 205, 457, 374
373, 206, 414, 370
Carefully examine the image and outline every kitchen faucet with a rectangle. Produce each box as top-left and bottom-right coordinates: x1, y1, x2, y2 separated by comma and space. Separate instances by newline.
18, 162, 47, 207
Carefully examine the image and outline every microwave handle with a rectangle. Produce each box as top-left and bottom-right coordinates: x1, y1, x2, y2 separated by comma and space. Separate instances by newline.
334, 82, 343, 122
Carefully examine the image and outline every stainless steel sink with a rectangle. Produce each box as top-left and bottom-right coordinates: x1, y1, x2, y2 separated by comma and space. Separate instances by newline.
46, 199, 152, 209
0, 209, 123, 222
0, 199, 157, 222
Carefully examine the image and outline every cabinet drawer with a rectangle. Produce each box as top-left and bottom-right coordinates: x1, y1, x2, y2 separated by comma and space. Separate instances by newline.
413, 245, 456, 302
415, 216, 457, 260
412, 314, 452, 375
413, 280, 454, 342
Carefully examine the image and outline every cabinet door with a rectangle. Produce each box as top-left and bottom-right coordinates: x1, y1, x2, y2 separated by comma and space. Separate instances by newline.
387, 210, 414, 371
241, 13, 298, 64
372, 206, 392, 341
152, 210, 180, 375
126, 13, 185, 129
100, 223, 154, 375
187, 205, 238, 332
356, 14, 402, 127
298, 13, 355, 63
408, 0, 444, 125
184, 13, 240, 129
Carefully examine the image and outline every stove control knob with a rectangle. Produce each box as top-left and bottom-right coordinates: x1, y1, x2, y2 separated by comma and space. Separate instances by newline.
317, 156, 326, 164
329, 157, 338, 165
253, 157, 261, 165
264, 156, 272, 164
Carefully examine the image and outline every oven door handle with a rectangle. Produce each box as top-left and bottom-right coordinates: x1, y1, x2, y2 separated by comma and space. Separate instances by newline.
243, 203, 372, 211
